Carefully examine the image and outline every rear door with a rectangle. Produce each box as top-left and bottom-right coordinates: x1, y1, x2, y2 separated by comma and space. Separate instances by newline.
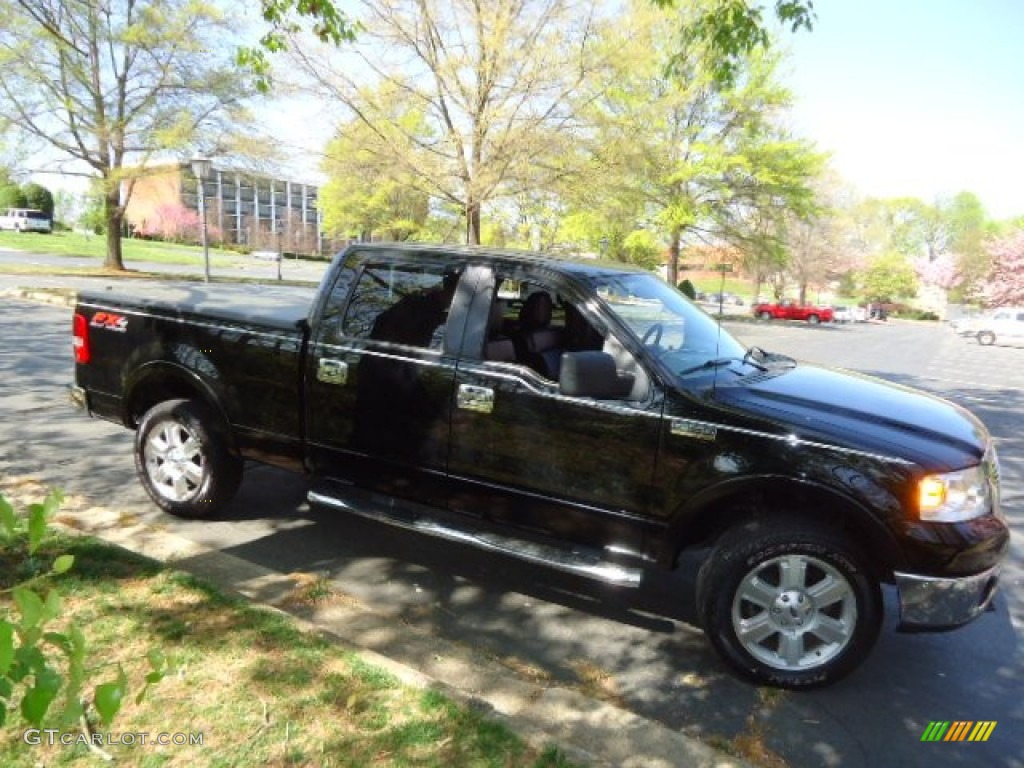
305, 250, 472, 509
447, 265, 664, 554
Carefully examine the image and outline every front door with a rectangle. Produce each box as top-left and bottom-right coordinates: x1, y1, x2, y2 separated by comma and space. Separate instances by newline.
447, 268, 664, 554
305, 252, 469, 509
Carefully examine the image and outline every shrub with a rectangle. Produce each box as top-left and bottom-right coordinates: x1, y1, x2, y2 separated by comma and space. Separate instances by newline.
0, 490, 169, 729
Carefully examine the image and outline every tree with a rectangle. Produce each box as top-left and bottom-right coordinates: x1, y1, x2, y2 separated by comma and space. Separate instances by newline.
859, 252, 918, 303
573, 3, 821, 284
655, 0, 815, 86
21, 182, 54, 218
0, 0, 256, 269
320, 103, 432, 242
978, 230, 1024, 307
912, 252, 961, 291
296, 0, 598, 245
254, 0, 813, 90
0, 183, 26, 209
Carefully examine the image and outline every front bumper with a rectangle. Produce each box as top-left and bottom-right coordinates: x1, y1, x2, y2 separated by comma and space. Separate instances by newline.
894, 565, 1000, 632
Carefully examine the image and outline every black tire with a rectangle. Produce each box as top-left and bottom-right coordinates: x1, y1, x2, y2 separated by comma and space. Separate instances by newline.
807, 314, 820, 325
759, 311, 772, 321
697, 518, 881, 689
977, 331, 995, 346
134, 399, 243, 518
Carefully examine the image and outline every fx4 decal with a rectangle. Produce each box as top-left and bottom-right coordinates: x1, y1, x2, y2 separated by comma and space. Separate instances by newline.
90, 311, 129, 332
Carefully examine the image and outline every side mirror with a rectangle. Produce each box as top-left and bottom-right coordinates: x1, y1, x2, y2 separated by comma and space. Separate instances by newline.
559, 352, 634, 399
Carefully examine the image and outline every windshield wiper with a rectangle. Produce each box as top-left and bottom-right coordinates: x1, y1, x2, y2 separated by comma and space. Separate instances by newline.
677, 356, 762, 376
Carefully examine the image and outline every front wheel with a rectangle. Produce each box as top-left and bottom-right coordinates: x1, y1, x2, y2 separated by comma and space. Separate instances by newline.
697, 519, 881, 689
807, 314, 820, 325
759, 311, 772, 321
135, 399, 243, 518
977, 331, 995, 346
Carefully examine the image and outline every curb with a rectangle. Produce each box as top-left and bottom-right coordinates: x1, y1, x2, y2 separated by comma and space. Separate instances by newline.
43, 498, 751, 768
0, 286, 78, 308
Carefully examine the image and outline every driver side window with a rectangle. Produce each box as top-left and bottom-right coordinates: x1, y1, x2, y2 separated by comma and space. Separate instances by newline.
481, 275, 650, 401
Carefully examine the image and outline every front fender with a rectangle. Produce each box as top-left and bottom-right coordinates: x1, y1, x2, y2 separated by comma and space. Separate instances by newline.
657, 473, 905, 574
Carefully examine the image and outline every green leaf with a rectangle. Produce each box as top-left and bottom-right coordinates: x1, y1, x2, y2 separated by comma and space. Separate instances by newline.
94, 667, 128, 725
27, 503, 47, 554
43, 489, 64, 517
0, 621, 13, 676
13, 587, 45, 630
43, 631, 71, 655
41, 590, 62, 625
0, 495, 16, 535
0, 700, 6, 728
21, 668, 61, 726
52, 554, 75, 575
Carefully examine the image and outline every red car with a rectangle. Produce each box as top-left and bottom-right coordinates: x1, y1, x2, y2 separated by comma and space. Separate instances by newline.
753, 299, 834, 324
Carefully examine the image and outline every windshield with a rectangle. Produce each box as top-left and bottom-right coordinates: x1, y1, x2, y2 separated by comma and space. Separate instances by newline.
586, 272, 750, 380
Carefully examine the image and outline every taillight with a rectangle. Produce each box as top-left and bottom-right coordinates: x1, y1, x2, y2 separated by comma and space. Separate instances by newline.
73, 312, 91, 363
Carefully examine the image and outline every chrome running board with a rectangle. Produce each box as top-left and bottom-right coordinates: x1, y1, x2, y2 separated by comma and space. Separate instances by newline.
307, 489, 643, 588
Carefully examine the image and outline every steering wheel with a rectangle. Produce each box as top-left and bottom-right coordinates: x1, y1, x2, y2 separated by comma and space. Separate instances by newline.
641, 322, 664, 348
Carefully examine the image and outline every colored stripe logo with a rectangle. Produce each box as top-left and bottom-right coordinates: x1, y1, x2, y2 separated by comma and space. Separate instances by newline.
921, 721, 997, 742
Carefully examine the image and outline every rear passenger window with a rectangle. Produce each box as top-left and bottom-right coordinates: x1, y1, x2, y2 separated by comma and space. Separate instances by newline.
342, 262, 461, 350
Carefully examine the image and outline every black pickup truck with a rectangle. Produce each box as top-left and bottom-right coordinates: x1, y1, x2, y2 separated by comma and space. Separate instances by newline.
71, 243, 1008, 688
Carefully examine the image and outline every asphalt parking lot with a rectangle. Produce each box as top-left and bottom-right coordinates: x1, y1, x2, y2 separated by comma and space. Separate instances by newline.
2, 299, 1021, 768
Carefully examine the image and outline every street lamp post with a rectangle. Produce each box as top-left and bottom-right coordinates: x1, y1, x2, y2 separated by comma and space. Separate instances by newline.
190, 157, 212, 283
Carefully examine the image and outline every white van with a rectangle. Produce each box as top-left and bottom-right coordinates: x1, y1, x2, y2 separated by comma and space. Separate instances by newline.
975, 307, 1024, 347
0, 208, 52, 233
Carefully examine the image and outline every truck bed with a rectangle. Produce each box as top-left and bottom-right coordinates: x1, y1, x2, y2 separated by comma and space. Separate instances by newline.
79, 282, 316, 331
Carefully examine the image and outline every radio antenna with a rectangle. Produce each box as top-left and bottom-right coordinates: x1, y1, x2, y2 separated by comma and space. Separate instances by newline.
712, 262, 729, 395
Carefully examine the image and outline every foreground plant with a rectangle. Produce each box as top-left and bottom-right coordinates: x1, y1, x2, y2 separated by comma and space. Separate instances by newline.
0, 490, 169, 731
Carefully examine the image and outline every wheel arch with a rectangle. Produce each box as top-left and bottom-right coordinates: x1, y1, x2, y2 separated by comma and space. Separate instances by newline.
659, 476, 902, 580
124, 362, 237, 453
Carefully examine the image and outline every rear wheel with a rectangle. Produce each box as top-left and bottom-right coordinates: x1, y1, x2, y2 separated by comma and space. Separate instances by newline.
977, 331, 995, 346
807, 314, 820, 325
759, 311, 772, 321
697, 518, 882, 688
135, 399, 243, 518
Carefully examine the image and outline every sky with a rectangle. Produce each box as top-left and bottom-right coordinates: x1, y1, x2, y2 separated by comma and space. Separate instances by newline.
781, 0, 1024, 219
20, 0, 1024, 224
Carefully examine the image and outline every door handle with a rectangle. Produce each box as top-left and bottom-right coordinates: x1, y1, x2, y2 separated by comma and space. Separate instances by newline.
457, 384, 494, 414
317, 358, 348, 385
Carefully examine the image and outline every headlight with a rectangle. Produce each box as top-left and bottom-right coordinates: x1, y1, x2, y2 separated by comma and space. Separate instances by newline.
918, 464, 991, 522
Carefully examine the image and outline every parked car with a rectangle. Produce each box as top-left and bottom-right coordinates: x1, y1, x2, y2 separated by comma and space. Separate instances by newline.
973, 307, 1024, 346
0, 207, 52, 233
950, 314, 981, 337
832, 305, 854, 323
753, 299, 834, 324
706, 292, 745, 306
71, 242, 1007, 689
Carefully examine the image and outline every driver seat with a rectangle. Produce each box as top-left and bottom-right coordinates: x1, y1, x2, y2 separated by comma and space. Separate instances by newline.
514, 291, 564, 379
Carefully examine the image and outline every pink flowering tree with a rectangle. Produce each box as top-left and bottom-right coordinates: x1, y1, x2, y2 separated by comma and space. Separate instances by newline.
149, 203, 222, 245
979, 230, 1024, 307
911, 252, 961, 290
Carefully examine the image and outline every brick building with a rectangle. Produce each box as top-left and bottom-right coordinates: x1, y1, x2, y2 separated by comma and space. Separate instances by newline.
123, 163, 326, 255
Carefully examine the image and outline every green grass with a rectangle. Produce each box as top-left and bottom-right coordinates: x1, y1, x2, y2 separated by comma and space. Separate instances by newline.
0, 230, 242, 267
0, 533, 582, 768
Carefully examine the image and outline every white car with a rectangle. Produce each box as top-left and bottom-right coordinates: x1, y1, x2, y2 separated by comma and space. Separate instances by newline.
832, 305, 867, 323
974, 307, 1024, 347
0, 207, 52, 233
